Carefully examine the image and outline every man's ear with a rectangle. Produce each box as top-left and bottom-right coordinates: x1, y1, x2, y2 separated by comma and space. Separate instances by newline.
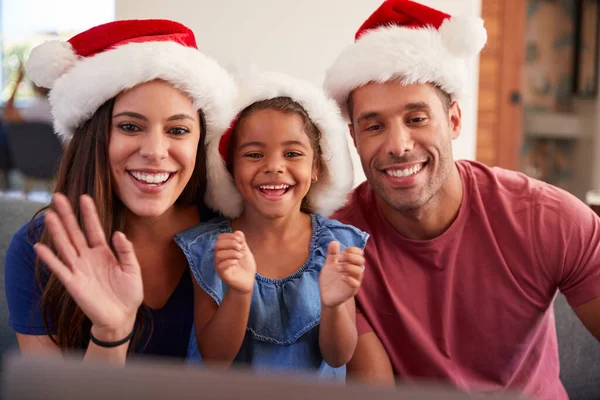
349, 123, 358, 149
449, 101, 462, 140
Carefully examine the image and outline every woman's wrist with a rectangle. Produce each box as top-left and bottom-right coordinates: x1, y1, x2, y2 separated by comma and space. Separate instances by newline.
90, 317, 136, 345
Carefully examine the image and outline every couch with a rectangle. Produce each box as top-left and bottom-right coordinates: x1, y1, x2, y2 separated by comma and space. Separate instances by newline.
0, 197, 598, 398
1, 197, 44, 357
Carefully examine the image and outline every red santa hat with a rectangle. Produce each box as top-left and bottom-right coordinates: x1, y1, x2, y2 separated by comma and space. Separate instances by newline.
323, 0, 487, 120
26, 19, 236, 141
204, 70, 354, 219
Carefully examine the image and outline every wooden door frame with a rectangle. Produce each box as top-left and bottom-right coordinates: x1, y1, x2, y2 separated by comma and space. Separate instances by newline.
476, 0, 526, 171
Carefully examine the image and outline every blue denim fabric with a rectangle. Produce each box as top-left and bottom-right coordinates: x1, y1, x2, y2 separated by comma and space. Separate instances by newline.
174, 214, 369, 380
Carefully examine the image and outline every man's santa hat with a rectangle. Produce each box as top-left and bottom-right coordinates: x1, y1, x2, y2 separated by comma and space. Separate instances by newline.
324, 0, 487, 120
26, 19, 236, 141
205, 71, 354, 219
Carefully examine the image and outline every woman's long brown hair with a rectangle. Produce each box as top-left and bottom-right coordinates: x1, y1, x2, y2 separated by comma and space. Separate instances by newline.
33, 97, 209, 351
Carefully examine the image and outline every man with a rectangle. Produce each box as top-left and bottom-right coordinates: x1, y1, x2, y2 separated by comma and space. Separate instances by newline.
324, 1, 600, 399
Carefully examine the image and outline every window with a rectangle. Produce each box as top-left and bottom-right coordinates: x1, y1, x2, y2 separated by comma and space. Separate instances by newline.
1, 0, 114, 102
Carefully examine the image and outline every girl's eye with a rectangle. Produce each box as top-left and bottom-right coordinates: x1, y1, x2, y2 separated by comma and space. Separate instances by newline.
168, 127, 190, 136
245, 152, 263, 158
118, 123, 141, 133
284, 152, 302, 158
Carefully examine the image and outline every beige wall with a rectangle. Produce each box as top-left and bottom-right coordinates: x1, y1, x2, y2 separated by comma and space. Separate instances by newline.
116, 0, 482, 186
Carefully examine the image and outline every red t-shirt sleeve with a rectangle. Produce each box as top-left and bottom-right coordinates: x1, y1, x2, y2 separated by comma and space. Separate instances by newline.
356, 304, 374, 335
535, 189, 600, 307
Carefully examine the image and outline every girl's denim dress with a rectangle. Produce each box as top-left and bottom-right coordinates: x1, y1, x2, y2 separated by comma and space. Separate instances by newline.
174, 213, 369, 380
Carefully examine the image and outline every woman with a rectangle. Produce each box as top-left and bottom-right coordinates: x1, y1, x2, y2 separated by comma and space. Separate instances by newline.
4, 19, 236, 364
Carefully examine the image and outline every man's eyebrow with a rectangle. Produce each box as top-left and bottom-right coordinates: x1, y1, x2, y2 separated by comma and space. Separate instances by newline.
356, 111, 381, 124
403, 102, 431, 112
355, 102, 431, 124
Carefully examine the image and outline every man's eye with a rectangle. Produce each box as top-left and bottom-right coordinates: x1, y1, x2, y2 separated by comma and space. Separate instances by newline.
365, 124, 383, 132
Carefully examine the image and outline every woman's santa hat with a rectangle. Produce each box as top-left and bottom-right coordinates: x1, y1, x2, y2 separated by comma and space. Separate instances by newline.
26, 19, 236, 141
205, 71, 354, 219
323, 0, 487, 120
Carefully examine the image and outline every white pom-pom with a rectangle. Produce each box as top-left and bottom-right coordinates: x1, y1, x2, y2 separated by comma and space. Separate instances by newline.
25, 40, 77, 88
439, 15, 487, 58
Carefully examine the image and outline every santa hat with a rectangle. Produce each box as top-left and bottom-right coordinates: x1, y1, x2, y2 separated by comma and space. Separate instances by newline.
26, 19, 236, 141
204, 70, 354, 219
323, 0, 487, 120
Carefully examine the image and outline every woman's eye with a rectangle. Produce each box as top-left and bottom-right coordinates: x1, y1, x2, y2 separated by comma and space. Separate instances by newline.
168, 127, 190, 136
118, 123, 140, 132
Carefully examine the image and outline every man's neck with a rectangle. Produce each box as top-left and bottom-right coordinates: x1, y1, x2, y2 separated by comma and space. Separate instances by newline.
377, 164, 464, 241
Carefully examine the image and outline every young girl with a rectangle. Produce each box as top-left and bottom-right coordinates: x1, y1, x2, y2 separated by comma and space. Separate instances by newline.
174, 71, 368, 379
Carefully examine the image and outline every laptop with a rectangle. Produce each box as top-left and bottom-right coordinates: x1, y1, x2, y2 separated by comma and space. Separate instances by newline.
2, 352, 526, 400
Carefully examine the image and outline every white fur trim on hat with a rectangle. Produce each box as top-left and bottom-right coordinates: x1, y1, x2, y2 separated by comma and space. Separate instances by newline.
205, 71, 354, 219
324, 17, 486, 121
45, 41, 236, 142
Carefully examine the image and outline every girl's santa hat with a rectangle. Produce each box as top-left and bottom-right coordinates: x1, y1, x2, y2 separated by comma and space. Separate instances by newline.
205, 71, 354, 219
26, 19, 236, 141
324, 0, 487, 120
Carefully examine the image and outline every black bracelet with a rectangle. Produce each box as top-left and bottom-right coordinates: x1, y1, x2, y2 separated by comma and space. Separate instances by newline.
89, 326, 135, 348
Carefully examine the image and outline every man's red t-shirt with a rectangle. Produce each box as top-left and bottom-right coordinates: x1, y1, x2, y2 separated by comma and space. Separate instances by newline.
334, 161, 600, 399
